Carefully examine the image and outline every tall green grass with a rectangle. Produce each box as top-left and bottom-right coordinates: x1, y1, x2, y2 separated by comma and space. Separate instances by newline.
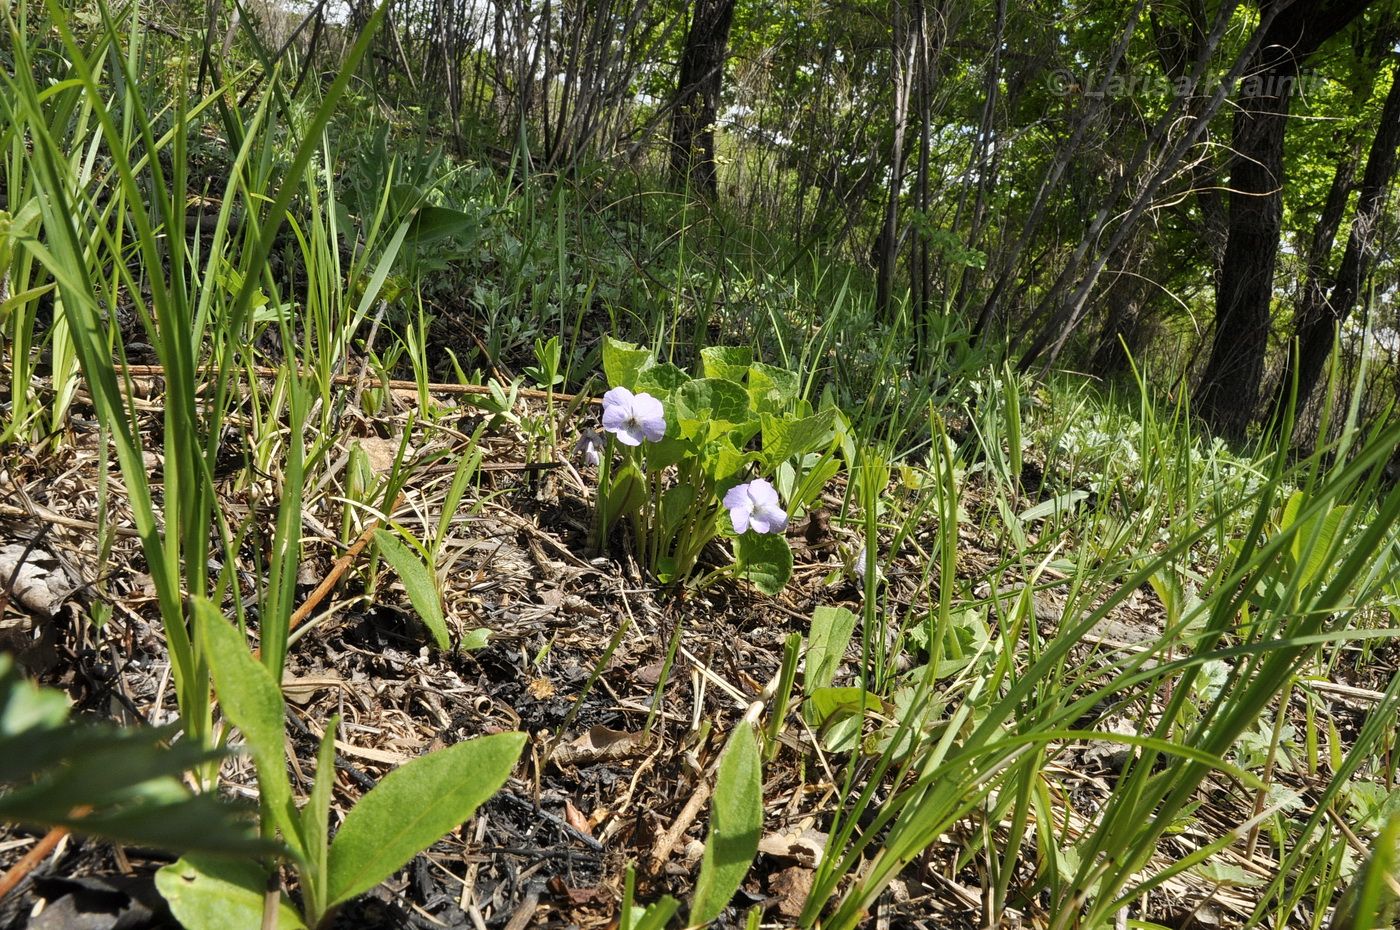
4, 2, 1399, 926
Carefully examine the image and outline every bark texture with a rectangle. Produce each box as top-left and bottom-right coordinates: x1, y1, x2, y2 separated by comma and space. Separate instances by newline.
670, 0, 737, 197
1278, 60, 1400, 415
1195, 0, 1375, 437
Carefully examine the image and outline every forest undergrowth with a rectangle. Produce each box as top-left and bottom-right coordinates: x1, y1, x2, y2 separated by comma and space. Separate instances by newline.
0, 3, 1398, 929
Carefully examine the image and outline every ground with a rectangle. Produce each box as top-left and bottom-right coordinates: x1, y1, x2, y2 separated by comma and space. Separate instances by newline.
0, 376, 1394, 929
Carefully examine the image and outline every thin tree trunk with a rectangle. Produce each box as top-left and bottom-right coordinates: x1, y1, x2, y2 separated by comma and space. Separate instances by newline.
670, 0, 737, 197
1195, 0, 1376, 437
1276, 57, 1400, 417
876, 2, 916, 320
1015, 0, 1257, 371
1089, 253, 1153, 376
972, 0, 1147, 339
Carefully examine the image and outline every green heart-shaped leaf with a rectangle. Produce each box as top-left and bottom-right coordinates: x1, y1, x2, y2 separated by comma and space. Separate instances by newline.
761, 409, 836, 465
700, 346, 753, 382
678, 378, 753, 439
635, 362, 691, 398
747, 362, 799, 415
602, 336, 654, 391
733, 532, 792, 595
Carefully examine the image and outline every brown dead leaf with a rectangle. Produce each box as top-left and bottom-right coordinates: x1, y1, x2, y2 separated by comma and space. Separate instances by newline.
550, 725, 648, 766
527, 677, 557, 699
0, 545, 76, 617
280, 672, 344, 706
633, 661, 665, 686
355, 436, 403, 475
564, 799, 592, 837
296, 559, 322, 587
334, 740, 410, 765
769, 865, 814, 918
547, 876, 608, 907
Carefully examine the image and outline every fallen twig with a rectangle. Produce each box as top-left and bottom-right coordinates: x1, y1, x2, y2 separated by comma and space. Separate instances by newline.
288, 492, 406, 635
116, 364, 601, 406
0, 811, 87, 903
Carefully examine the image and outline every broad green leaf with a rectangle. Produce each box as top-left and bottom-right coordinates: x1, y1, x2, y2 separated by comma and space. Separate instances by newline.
761, 409, 836, 466
636, 362, 691, 398
603, 462, 647, 527
1191, 861, 1265, 887
790, 454, 841, 513
195, 600, 300, 850
407, 205, 479, 246
1282, 489, 1308, 571
373, 530, 450, 650
0, 659, 260, 855
0, 747, 261, 854
156, 857, 306, 930
700, 346, 753, 382
804, 686, 883, 727
662, 484, 697, 538
1279, 489, 1305, 532
602, 336, 654, 391
326, 732, 525, 907
733, 533, 792, 596
1017, 489, 1089, 523
655, 555, 680, 584
461, 628, 492, 651
804, 687, 882, 753
705, 436, 756, 485
646, 433, 695, 470
678, 378, 752, 439
627, 897, 682, 930
747, 363, 799, 415
690, 725, 762, 926
727, 418, 763, 450
1297, 504, 1349, 587
0, 655, 70, 735
805, 606, 857, 693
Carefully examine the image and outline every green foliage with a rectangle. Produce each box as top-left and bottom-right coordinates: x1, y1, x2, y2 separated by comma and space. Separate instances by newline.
804, 606, 858, 694
732, 532, 794, 597
373, 529, 452, 650
157, 857, 308, 930
690, 724, 763, 926
619, 864, 681, 930
185, 596, 522, 928
325, 732, 525, 907
9, 0, 1400, 926
0, 656, 261, 855
196, 602, 299, 842
592, 336, 843, 593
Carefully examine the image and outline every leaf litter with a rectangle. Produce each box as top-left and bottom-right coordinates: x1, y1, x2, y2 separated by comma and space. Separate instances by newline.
0, 383, 1392, 929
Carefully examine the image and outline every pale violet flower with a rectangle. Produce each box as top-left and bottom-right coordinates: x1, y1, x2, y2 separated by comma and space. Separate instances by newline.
853, 544, 884, 584
724, 478, 788, 535
573, 429, 601, 467
601, 386, 666, 446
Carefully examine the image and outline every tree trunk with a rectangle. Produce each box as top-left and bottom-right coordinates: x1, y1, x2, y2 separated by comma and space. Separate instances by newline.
1280, 59, 1400, 415
670, 0, 737, 197
1194, 81, 1290, 436
1090, 249, 1153, 376
876, 2, 916, 320
1195, 0, 1375, 437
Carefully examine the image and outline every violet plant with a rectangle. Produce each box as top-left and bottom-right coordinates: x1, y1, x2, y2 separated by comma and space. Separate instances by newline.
589, 337, 845, 594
